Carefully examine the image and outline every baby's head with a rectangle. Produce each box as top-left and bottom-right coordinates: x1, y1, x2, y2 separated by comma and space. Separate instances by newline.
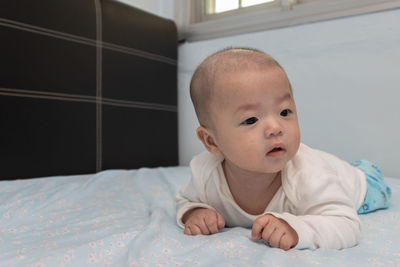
190, 47, 300, 174
190, 47, 288, 128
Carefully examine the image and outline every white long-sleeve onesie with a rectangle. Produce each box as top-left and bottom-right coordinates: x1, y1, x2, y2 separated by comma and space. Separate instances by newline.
176, 143, 367, 250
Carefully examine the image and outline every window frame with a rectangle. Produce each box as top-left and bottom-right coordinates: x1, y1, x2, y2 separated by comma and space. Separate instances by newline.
175, 0, 400, 42
199, 0, 283, 21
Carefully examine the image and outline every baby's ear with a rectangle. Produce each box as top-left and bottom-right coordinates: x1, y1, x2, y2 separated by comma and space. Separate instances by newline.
196, 126, 222, 156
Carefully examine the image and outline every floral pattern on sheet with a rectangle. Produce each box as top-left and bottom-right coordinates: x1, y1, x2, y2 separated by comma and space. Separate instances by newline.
1, 168, 400, 267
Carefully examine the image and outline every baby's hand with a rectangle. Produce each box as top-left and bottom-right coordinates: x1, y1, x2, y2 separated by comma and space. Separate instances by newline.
251, 214, 298, 250
182, 208, 225, 235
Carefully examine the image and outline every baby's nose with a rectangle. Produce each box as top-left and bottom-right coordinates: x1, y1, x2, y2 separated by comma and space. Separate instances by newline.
264, 119, 283, 137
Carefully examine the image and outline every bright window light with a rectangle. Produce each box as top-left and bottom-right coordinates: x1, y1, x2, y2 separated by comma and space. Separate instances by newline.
242, 0, 275, 7
206, 0, 276, 15
215, 0, 239, 13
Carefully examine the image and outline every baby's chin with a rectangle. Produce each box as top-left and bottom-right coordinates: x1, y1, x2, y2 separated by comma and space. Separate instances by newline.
225, 156, 289, 175
245, 162, 287, 175
262, 158, 291, 173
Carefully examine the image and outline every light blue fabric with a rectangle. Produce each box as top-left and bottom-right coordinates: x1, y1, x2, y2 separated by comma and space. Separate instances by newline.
1, 167, 399, 266
351, 160, 392, 214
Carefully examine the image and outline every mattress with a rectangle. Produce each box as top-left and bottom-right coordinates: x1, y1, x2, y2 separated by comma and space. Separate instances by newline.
1, 167, 399, 266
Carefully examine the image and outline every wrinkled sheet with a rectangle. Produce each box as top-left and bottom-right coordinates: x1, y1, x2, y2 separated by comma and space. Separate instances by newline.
1, 167, 399, 266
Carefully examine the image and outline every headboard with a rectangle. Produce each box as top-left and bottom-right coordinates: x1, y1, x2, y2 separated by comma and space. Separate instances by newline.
0, 0, 178, 180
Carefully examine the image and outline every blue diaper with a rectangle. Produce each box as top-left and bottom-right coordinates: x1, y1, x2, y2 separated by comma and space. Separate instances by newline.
351, 160, 392, 214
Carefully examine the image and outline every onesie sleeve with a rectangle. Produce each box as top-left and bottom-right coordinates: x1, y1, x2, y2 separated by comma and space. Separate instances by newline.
175, 151, 219, 228
266, 174, 361, 250
175, 176, 216, 228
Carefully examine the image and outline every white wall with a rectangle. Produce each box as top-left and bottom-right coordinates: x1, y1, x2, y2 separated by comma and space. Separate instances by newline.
178, 9, 400, 177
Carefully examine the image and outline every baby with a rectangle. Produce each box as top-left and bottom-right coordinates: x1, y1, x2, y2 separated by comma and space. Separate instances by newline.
176, 48, 391, 250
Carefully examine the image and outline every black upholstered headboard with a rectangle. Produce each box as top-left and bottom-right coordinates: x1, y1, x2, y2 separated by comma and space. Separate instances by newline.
0, 0, 178, 180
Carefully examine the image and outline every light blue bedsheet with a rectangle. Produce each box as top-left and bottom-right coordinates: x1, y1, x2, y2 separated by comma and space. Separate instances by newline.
1, 167, 399, 266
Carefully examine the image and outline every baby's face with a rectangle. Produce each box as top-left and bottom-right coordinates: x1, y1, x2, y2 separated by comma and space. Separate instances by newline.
209, 67, 300, 175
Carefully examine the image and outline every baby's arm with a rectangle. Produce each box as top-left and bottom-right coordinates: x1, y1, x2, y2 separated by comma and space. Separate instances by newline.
182, 208, 225, 235
252, 214, 298, 250
176, 168, 226, 232
261, 175, 362, 250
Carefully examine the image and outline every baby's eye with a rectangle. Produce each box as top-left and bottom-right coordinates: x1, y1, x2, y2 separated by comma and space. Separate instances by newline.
242, 117, 258, 125
280, 109, 292, 117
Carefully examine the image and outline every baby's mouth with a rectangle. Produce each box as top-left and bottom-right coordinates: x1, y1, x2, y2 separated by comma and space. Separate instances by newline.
270, 147, 283, 152
267, 146, 285, 156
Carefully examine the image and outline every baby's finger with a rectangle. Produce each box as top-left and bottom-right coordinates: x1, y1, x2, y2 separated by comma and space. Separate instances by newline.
268, 227, 284, 248
280, 230, 298, 250
252, 215, 270, 240
261, 224, 276, 245
280, 234, 295, 251
189, 224, 203, 235
184, 225, 192, 235
204, 215, 219, 234
216, 212, 225, 230
197, 220, 211, 235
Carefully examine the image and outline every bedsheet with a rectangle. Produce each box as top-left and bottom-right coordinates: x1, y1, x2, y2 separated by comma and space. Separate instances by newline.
1, 167, 399, 267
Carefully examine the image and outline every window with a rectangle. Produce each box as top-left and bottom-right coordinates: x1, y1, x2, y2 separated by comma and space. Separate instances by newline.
175, 0, 400, 42
205, 0, 276, 14
192, 0, 293, 24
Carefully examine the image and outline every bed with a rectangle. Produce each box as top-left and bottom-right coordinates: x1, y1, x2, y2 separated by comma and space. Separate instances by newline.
1, 1, 399, 266
0, 169, 399, 266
